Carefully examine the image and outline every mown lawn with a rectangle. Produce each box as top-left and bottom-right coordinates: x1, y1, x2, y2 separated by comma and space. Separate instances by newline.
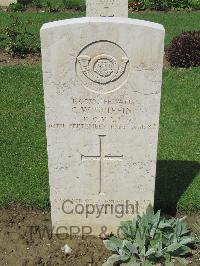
0, 11, 199, 213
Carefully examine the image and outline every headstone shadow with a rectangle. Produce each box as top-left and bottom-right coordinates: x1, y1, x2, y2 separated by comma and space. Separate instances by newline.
154, 160, 200, 214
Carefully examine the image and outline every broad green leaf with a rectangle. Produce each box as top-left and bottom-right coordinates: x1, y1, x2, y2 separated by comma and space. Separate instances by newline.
167, 243, 192, 256
136, 230, 145, 251
166, 243, 183, 253
150, 239, 157, 249
152, 210, 161, 226
175, 220, 183, 238
150, 222, 160, 239
155, 250, 164, 258
118, 248, 130, 261
176, 245, 192, 256
153, 231, 163, 251
141, 245, 146, 257
146, 205, 154, 218
139, 215, 149, 235
102, 254, 121, 266
180, 236, 195, 245
164, 252, 171, 262
120, 253, 130, 262
120, 220, 136, 239
132, 218, 137, 229
181, 224, 190, 236
103, 238, 122, 252
145, 248, 155, 257
159, 222, 173, 229
123, 240, 138, 255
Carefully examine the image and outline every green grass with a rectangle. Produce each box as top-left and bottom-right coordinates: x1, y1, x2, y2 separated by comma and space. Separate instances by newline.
130, 11, 200, 46
156, 68, 200, 213
0, 66, 199, 212
0, 11, 199, 49
0, 66, 49, 208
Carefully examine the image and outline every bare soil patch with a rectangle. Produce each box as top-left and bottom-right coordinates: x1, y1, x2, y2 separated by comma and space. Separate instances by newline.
0, 49, 41, 66
0, 205, 200, 266
0, 205, 111, 266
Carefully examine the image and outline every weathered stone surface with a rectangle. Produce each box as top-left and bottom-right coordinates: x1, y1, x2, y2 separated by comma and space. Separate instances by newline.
0, 0, 16, 6
86, 0, 128, 17
41, 17, 165, 235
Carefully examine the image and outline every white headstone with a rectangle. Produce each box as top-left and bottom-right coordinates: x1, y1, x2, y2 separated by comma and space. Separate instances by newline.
0, 0, 16, 6
41, 17, 164, 235
86, 0, 128, 17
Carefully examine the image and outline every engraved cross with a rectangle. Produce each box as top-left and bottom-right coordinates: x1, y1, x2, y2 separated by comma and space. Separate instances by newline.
81, 135, 123, 195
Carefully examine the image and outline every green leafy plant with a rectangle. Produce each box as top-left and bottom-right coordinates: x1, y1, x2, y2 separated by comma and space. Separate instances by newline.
147, 0, 169, 10
17, 0, 33, 5
128, 0, 200, 10
8, 0, 34, 12
32, 0, 43, 9
190, 0, 200, 9
8, 2, 26, 11
62, 0, 85, 11
2, 15, 39, 57
103, 206, 194, 265
46, 0, 60, 12
170, 0, 190, 9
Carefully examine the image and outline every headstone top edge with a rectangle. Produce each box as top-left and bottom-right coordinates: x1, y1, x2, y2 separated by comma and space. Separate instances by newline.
41, 17, 164, 33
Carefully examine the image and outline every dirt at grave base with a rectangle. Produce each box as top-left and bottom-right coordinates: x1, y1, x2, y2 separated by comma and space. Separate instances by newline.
0, 205, 200, 266
0, 49, 41, 66
0, 205, 111, 266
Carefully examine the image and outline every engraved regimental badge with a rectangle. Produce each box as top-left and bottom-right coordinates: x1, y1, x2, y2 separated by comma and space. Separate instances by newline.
76, 41, 130, 94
